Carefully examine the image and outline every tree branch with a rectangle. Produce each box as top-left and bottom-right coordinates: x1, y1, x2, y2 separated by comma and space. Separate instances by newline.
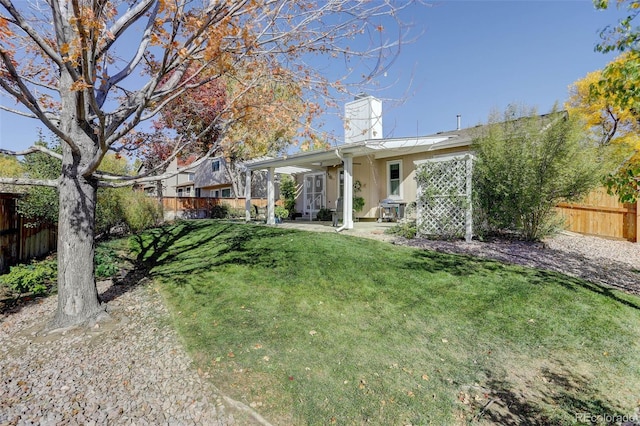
0, 176, 58, 188
0, 0, 64, 67
0, 145, 63, 160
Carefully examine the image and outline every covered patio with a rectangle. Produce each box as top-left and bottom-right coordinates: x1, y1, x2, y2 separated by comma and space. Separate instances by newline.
271, 217, 398, 240
243, 133, 460, 230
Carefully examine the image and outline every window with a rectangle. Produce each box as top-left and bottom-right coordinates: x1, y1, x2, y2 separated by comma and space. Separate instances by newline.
187, 172, 195, 181
212, 160, 221, 172
177, 188, 184, 197
185, 187, 191, 196
339, 169, 344, 198
195, 188, 201, 197
211, 189, 220, 198
221, 188, 232, 198
387, 160, 402, 199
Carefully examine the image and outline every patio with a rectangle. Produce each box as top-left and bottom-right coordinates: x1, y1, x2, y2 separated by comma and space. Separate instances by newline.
273, 219, 398, 242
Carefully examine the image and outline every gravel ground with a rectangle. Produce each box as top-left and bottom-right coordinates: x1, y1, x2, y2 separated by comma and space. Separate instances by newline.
0, 231, 638, 426
401, 231, 640, 294
0, 278, 269, 426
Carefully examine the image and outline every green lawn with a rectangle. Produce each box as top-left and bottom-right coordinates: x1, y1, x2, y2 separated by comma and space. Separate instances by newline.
129, 220, 640, 425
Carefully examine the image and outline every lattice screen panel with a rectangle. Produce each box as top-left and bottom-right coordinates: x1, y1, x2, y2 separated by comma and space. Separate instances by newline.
415, 155, 474, 241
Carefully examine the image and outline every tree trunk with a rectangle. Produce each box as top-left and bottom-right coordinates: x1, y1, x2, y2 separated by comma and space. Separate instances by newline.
51, 151, 105, 328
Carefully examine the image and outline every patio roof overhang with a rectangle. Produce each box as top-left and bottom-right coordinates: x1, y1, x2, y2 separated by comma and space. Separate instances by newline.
245, 134, 469, 173
243, 132, 472, 228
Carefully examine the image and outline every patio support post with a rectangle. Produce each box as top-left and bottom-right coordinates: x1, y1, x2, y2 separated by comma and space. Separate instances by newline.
266, 167, 276, 225
245, 169, 252, 222
465, 154, 473, 243
343, 154, 354, 230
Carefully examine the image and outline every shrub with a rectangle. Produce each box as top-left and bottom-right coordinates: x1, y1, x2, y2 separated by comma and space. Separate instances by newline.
275, 205, 289, 220
96, 187, 127, 236
210, 203, 230, 219
315, 207, 333, 221
121, 190, 163, 233
95, 246, 121, 278
280, 175, 297, 217
0, 259, 56, 295
472, 105, 602, 240
386, 220, 417, 239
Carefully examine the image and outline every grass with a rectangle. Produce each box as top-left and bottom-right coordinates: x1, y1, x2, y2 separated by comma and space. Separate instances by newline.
129, 220, 640, 425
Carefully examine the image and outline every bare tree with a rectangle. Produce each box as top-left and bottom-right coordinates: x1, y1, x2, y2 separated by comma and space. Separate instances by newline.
0, 0, 413, 328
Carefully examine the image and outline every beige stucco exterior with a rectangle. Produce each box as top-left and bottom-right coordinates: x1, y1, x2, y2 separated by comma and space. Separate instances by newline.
290, 145, 470, 220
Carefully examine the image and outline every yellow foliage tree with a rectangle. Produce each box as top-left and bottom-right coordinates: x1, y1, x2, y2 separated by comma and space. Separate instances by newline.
0, 154, 22, 178
566, 52, 640, 161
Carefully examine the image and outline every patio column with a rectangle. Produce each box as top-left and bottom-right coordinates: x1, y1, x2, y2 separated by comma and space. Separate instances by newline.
266, 167, 276, 225
245, 169, 252, 222
465, 154, 474, 243
343, 154, 354, 230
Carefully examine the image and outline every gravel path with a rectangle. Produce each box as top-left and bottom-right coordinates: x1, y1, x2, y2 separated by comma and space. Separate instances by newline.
1, 231, 638, 426
0, 278, 268, 426
401, 231, 640, 294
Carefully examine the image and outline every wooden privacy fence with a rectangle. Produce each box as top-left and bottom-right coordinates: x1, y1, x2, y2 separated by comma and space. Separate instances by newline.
0, 194, 57, 273
556, 187, 639, 242
161, 197, 278, 219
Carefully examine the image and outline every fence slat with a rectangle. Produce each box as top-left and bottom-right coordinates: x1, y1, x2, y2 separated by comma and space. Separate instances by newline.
555, 187, 637, 242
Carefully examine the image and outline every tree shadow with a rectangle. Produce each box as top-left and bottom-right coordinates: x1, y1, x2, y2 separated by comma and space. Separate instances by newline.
124, 220, 295, 289
472, 365, 633, 425
404, 248, 640, 311
0, 291, 50, 318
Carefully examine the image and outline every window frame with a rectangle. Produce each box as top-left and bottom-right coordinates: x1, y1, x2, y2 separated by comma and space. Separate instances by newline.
386, 160, 403, 200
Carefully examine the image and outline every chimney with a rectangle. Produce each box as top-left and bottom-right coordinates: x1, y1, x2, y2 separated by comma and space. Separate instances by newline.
456, 114, 461, 131
344, 95, 383, 144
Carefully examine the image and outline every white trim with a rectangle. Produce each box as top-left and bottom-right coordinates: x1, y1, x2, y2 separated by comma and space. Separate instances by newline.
414, 153, 475, 166
386, 160, 403, 200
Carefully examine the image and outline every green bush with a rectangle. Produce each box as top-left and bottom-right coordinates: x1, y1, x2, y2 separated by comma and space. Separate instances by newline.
472, 105, 603, 241
96, 187, 127, 236
0, 259, 57, 295
280, 175, 297, 217
95, 246, 120, 278
386, 220, 417, 239
121, 190, 163, 233
275, 205, 289, 220
210, 204, 230, 219
315, 207, 333, 221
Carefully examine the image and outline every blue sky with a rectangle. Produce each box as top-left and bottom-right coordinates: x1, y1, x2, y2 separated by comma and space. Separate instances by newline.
317, 0, 630, 141
0, 1, 629, 153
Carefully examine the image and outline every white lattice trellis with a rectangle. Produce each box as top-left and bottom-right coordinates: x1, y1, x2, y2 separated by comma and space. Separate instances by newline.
415, 154, 474, 241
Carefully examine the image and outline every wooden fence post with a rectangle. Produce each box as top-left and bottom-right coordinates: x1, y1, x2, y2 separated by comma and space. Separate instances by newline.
636, 199, 639, 243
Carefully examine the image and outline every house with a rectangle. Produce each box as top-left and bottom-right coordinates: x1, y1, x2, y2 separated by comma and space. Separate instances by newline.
140, 156, 199, 198
245, 95, 475, 229
141, 155, 272, 199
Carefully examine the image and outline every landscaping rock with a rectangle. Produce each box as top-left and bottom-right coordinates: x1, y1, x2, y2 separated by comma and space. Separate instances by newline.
0, 281, 244, 425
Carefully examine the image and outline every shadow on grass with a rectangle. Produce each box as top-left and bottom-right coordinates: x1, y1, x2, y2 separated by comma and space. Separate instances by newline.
474, 366, 630, 425
405, 250, 640, 311
128, 221, 295, 284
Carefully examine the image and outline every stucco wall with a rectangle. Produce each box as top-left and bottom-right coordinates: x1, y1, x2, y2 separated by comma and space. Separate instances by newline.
289, 146, 471, 220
